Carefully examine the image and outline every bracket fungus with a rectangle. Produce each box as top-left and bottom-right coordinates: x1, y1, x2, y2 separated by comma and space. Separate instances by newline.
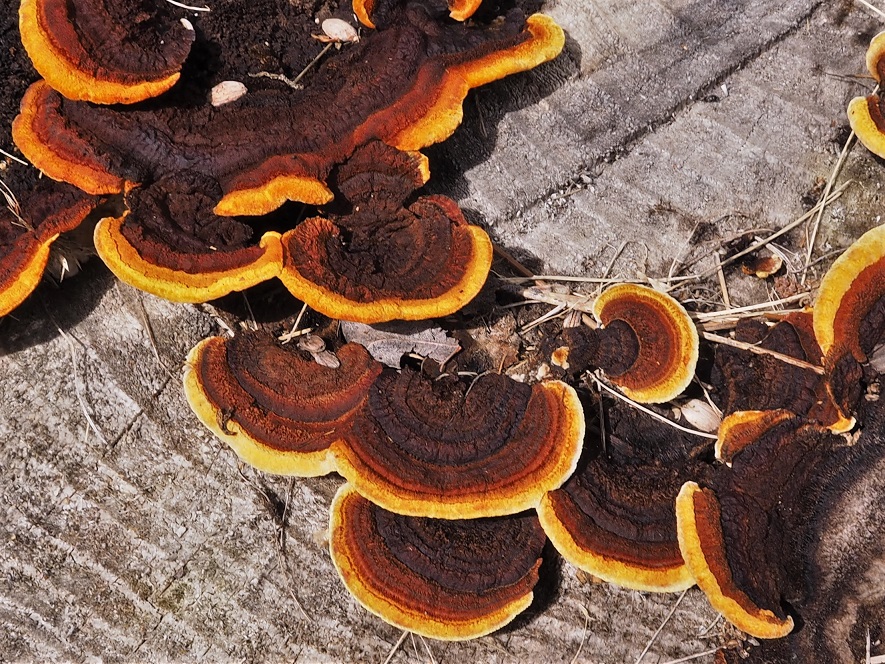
711, 312, 855, 433
562, 284, 699, 403
19, 0, 195, 104
848, 31, 885, 158
0, 172, 98, 316
334, 368, 584, 519
13, 4, 564, 218
93, 174, 284, 303
280, 142, 492, 323
538, 403, 708, 592
813, 223, 885, 416
329, 484, 546, 640
676, 410, 838, 640
183, 331, 381, 477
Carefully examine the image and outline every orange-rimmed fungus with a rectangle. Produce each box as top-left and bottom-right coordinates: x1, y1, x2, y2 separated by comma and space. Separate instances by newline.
333, 368, 584, 519
711, 312, 855, 433
562, 284, 699, 403
329, 484, 546, 640
537, 403, 706, 592
813, 223, 885, 417
19, 0, 194, 104
280, 142, 491, 323
676, 410, 838, 640
848, 31, 885, 158
183, 331, 381, 477
0, 174, 98, 316
14, 6, 563, 220
94, 174, 284, 303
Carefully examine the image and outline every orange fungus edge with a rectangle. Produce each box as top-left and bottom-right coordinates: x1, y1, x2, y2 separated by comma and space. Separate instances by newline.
94, 213, 283, 303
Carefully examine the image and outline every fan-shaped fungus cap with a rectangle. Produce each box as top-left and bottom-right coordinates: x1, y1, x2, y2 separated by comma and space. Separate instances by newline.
711, 313, 855, 433
537, 403, 706, 592
0, 174, 98, 316
388, 13, 564, 151
333, 368, 584, 518
813, 224, 885, 416
94, 174, 283, 303
14, 8, 562, 220
183, 331, 381, 477
848, 32, 885, 158
12, 81, 134, 196
676, 410, 836, 639
582, 284, 699, 403
280, 143, 492, 323
814, 223, 885, 361
329, 484, 546, 640
19, 0, 194, 104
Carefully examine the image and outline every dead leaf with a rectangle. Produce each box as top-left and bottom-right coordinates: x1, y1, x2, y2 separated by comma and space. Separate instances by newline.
340, 321, 461, 368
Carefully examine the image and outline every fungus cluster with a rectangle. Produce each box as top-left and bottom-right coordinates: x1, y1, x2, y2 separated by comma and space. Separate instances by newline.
537, 226, 885, 645
6, 0, 884, 652
676, 221, 885, 641
4, 0, 564, 316
184, 328, 584, 638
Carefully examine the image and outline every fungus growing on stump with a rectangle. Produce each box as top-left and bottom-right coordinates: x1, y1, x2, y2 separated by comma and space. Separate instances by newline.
711, 312, 854, 433
562, 284, 699, 403
94, 173, 284, 302
676, 410, 839, 639
0, 173, 98, 316
329, 484, 546, 640
183, 331, 381, 477
334, 367, 584, 519
13, 5, 564, 218
813, 224, 885, 416
848, 31, 885, 158
19, 0, 194, 104
537, 402, 709, 592
280, 142, 492, 322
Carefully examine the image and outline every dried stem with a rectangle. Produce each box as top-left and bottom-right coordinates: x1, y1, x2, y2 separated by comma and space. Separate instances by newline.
635, 589, 689, 664
588, 374, 718, 440
702, 331, 825, 374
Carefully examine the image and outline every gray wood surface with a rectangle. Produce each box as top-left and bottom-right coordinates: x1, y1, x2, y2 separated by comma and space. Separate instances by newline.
2, 1, 884, 662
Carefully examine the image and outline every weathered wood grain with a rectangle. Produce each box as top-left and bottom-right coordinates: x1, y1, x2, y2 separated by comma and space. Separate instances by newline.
2, 1, 884, 662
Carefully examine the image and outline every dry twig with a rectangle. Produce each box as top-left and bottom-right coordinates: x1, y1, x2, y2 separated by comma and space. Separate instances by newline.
702, 331, 825, 375
635, 589, 689, 664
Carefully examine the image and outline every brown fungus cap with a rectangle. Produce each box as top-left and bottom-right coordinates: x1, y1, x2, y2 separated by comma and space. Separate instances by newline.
0, 173, 98, 316
814, 223, 885, 362
19, 0, 194, 104
711, 312, 855, 433
280, 142, 491, 323
12, 81, 134, 196
329, 484, 546, 640
13, 6, 562, 218
676, 410, 838, 639
848, 32, 885, 159
813, 224, 885, 416
183, 331, 381, 477
94, 174, 283, 303
333, 368, 584, 519
537, 402, 707, 592
587, 284, 699, 403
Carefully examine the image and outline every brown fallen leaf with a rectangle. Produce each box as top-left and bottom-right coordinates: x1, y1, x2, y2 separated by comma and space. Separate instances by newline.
340, 320, 461, 368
